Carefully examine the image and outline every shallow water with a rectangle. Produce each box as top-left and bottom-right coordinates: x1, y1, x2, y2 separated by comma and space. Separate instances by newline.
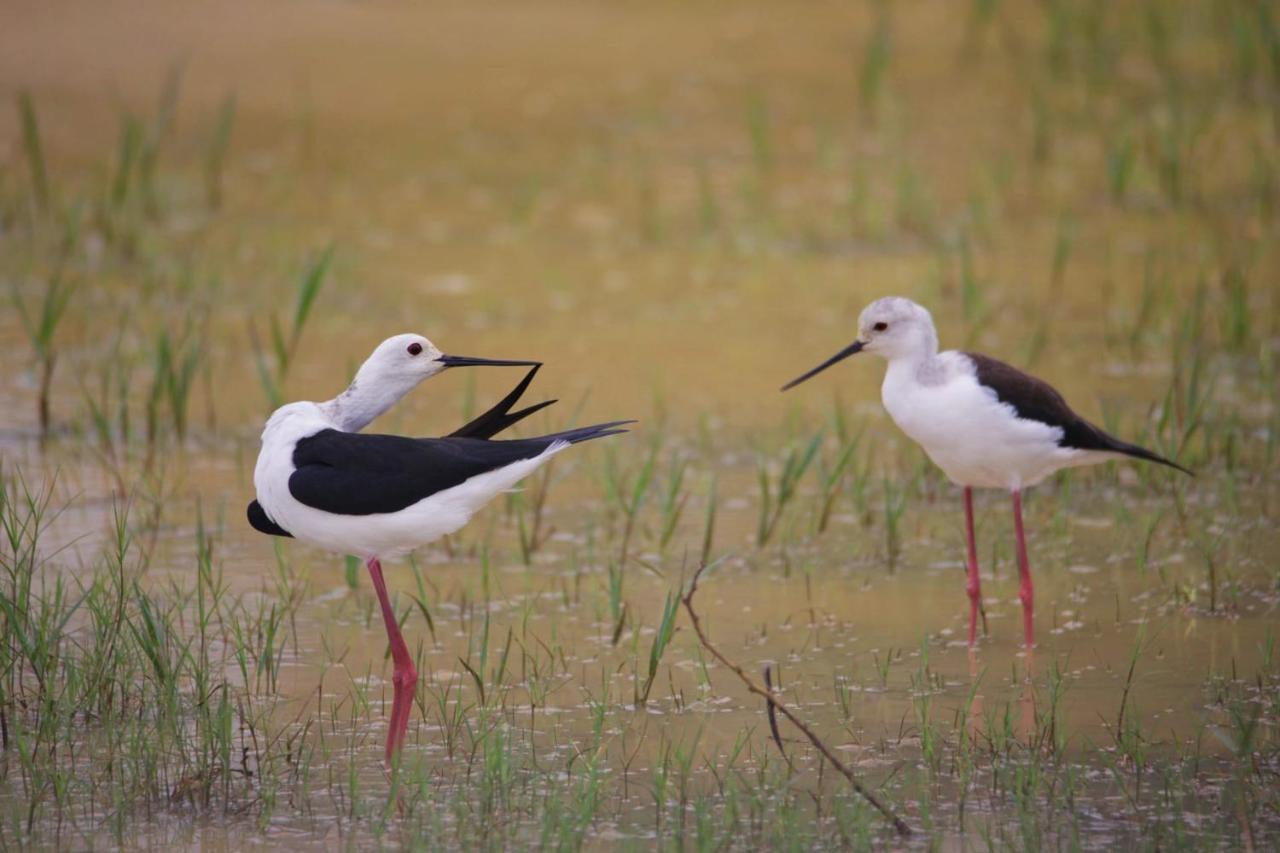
2, 0, 1278, 848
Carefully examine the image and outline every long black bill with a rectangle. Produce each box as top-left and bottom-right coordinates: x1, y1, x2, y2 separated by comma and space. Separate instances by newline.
437, 354, 542, 368
781, 340, 864, 391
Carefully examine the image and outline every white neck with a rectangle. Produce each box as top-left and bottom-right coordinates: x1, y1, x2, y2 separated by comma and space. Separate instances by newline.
319, 376, 415, 432
890, 325, 940, 364
880, 324, 942, 387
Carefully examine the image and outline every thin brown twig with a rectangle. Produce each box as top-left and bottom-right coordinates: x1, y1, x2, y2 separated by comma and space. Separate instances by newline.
681, 562, 913, 837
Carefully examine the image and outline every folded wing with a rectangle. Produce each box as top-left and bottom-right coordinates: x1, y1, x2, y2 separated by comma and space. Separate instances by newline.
965, 352, 1190, 474
289, 421, 632, 515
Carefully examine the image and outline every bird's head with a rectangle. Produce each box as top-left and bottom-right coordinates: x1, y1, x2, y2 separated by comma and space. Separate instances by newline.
354, 333, 447, 390
782, 296, 938, 390
855, 297, 937, 361
353, 333, 540, 397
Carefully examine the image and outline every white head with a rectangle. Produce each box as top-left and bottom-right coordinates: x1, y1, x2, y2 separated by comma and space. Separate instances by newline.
782, 296, 939, 390
855, 297, 939, 361
322, 333, 539, 432
350, 333, 448, 393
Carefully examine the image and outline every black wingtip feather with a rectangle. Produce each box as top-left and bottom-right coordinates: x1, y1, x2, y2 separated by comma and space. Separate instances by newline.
448, 365, 557, 440
1106, 440, 1194, 476
506, 398, 558, 423
544, 420, 637, 446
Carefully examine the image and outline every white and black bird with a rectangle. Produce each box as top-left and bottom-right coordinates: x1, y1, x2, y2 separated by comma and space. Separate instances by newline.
783, 297, 1189, 647
249, 333, 631, 761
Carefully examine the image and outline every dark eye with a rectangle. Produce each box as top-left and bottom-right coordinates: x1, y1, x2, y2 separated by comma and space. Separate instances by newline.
407, 342, 423, 356
873, 322, 888, 332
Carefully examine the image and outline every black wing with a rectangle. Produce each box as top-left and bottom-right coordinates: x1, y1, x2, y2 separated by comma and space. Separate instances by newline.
965, 352, 1190, 474
288, 421, 632, 515
448, 365, 556, 439
247, 499, 293, 537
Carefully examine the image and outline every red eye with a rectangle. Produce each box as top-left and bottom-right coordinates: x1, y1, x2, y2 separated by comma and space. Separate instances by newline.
407, 342, 423, 356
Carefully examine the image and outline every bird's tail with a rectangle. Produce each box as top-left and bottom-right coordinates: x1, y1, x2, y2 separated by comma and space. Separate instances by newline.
1103, 436, 1193, 476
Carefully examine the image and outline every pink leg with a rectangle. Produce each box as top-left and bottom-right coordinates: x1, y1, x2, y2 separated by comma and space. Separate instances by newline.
963, 487, 982, 647
1011, 490, 1034, 648
367, 557, 418, 764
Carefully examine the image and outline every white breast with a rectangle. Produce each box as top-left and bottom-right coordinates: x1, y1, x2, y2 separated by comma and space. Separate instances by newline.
879, 353, 1086, 490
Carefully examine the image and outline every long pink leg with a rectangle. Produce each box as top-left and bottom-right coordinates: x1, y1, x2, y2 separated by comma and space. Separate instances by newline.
963, 487, 982, 647
366, 557, 418, 764
1011, 490, 1034, 647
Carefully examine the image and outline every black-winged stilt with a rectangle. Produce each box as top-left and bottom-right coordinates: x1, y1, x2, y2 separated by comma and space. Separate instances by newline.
782, 297, 1189, 648
248, 333, 631, 761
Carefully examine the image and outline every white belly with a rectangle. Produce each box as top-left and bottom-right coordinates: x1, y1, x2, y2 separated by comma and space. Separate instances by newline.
881, 368, 1088, 490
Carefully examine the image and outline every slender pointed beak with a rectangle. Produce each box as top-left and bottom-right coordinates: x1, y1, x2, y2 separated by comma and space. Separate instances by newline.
781, 340, 865, 390
436, 354, 542, 368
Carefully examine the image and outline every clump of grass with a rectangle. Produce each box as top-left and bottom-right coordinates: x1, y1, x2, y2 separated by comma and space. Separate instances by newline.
250, 244, 335, 408
145, 323, 205, 447
1105, 125, 1137, 202
957, 231, 985, 327
746, 93, 773, 175
813, 436, 859, 535
1193, 526, 1228, 614
602, 442, 658, 563
1219, 265, 1251, 352
16, 91, 50, 212
656, 453, 689, 553
1125, 252, 1166, 353
136, 64, 184, 217
511, 461, 557, 565
605, 560, 626, 645
636, 585, 680, 706
894, 160, 937, 237
859, 5, 893, 126
1146, 94, 1210, 208
0, 468, 307, 835
109, 113, 144, 213
756, 434, 821, 546
699, 474, 717, 567
204, 94, 236, 209
80, 335, 136, 470
11, 270, 76, 440
1153, 296, 1217, 470
881, 474, 908, 570
1049, 213, 1075, 294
